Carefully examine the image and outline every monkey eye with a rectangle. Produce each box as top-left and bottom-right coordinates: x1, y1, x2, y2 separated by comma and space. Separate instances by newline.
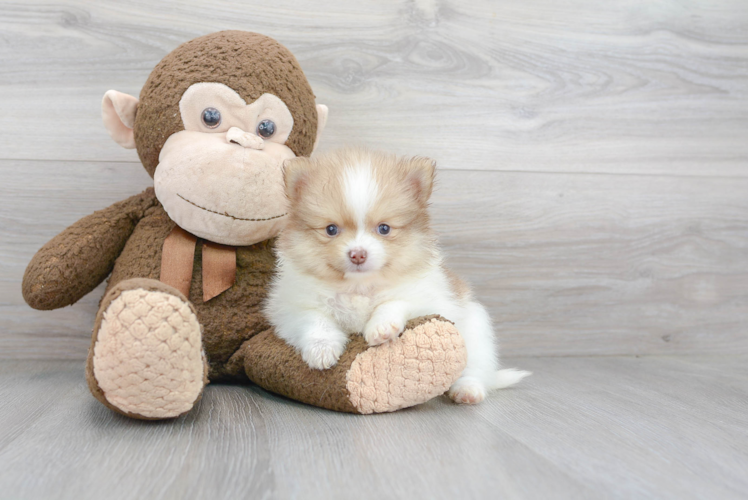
201, 108, 221, 129
257, 119, 276, 138
377, 224, 391, 236
326, 224, 339, 237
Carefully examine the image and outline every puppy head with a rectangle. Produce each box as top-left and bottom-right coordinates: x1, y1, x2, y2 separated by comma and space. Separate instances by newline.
280, 148, 437, 283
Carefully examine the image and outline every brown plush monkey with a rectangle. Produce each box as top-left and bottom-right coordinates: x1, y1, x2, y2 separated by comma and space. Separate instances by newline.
22, 31, 467, 419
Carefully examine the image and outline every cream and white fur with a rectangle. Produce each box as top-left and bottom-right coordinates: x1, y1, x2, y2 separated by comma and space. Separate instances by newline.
265, 148, 529, 404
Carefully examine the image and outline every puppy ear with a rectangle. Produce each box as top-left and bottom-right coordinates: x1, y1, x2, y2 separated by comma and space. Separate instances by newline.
282, 157, 311, 200
102, 90, 138, 149
405, 156, 436, 204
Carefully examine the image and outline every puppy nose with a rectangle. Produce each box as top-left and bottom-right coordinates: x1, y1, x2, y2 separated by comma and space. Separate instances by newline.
226, 127, 265, 150
349, 248, 367, 265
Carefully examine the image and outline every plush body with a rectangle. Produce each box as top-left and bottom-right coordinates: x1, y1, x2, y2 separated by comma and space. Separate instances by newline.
22, 31, 469, 418
267, 149, 530, 403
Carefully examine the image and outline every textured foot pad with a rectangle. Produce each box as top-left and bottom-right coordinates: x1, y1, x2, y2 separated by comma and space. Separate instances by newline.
346, 317, 467, 414
92, 288, 205, 419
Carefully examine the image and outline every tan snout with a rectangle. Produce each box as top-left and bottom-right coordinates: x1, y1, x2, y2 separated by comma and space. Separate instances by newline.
226, 126, 265, 150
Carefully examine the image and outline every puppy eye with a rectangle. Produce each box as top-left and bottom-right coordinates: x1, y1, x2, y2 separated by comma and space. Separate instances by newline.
257, 119, 276, 138
201, 108, 221, 129
377, 224, 391, 236
326, 224, 339, 237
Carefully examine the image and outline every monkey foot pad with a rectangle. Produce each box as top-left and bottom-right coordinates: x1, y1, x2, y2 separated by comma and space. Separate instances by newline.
89, 284, 207, 419
346, 317, 467, 414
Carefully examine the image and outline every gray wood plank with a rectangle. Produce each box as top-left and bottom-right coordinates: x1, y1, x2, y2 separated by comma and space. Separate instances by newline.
3, 160, 746, 359
1, 357, 746, 499
480, 355, 748, 499
0, 360, 83, 451
0, 361, 593, 500
434, 169, 748, 357
0, 0, 746, 176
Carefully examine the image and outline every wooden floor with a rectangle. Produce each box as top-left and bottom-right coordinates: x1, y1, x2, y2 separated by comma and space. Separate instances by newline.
1, 1, 747, 499
1, 356, 747, 500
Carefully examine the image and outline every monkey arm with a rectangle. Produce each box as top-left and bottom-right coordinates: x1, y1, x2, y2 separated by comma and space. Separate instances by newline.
22, 188, 159, 310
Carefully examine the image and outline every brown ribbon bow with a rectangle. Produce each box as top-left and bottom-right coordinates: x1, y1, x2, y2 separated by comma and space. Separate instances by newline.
160, 226, 236, 302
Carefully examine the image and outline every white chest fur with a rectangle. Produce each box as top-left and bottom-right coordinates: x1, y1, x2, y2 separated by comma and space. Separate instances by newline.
323, 291, 377, 334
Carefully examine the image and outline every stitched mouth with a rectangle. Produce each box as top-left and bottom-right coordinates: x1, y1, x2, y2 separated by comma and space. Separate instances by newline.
177, 194, 287, 222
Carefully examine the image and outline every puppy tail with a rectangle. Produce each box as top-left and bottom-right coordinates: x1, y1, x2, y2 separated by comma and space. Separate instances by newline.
491, 368, 532, 389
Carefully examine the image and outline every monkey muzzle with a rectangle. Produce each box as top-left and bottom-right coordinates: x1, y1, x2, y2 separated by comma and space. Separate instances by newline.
154, 129, 295, 246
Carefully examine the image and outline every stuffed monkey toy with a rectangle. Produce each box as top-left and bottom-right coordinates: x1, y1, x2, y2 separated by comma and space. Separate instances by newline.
22, 31, 467, 419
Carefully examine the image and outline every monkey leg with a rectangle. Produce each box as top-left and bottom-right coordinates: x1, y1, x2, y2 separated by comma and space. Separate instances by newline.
242, 315, 467, 414
86, 278, 208, 420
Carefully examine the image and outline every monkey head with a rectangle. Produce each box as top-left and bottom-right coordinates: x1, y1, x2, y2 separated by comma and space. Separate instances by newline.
101, 31, 328, 245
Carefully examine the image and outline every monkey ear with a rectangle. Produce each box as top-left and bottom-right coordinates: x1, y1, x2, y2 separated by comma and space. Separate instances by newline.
405, 156, 437, 204
102, 90, 139, 149
312, 104, 328, 153
282, 157, 311, 200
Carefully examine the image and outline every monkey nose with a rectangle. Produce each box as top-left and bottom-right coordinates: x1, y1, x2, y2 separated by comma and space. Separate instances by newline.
226, 127, 265, 150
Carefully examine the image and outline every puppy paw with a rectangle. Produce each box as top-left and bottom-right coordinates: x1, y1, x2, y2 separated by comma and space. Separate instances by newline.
364, 318, 405, 346
302, 338, 345, 370
448, 377, 486, 405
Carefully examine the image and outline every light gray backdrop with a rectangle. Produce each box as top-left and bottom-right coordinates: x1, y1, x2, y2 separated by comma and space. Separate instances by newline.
1, 0, 747, 359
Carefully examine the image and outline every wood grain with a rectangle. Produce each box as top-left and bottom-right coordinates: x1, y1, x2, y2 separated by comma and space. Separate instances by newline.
2, 3, 747, 499
433, 169, 748, 356
3, 0, 746, 357
0, 0, 746, 176
3, 160, 746, 359
1, 357, 746, 499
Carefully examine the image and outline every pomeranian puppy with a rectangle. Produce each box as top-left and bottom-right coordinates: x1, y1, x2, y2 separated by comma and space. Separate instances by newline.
265, 148, 529, 404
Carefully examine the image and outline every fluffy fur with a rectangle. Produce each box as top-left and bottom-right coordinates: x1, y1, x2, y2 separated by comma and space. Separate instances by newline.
265, 148, 530, 404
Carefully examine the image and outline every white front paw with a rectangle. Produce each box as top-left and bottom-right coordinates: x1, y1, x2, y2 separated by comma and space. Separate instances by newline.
364, 317, 405, 346
302, 338, 345, 370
